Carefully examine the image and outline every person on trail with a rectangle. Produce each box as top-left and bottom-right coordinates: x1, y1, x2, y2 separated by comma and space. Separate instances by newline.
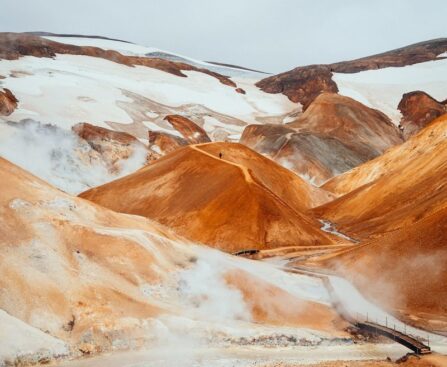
219, 152, 223, 159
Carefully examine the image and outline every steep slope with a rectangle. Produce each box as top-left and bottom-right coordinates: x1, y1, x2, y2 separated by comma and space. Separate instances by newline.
398, 91, 446, 138
323, 114, 447, 196
0, 33, 297, 143
257, 39, 447, 122
0, 157, 346, 364
148, 130, 188, 156
241, 124, 367, 186
147, 114, 211, 157
323, 208, 447, 331
80, 142, 337, 251
314, 115, 447, 240
0, 156, 178, 356
241, 93, 403, 185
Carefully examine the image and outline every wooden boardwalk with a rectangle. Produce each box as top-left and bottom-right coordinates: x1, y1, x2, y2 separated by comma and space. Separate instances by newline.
233, 252, 433, 355
283, 266, 432, 354
356, 321, 431, 354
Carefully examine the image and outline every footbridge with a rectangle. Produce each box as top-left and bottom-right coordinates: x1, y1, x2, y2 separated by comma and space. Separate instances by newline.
232, 250, 433, 356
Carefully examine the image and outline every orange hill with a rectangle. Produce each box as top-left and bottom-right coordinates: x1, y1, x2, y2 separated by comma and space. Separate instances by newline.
80, 142, 337, 252
321, 207, 447, 330
315, 115, 447, 241
0, 156, 346, 361
241, 93, 402, 185
308, 117, 447, 329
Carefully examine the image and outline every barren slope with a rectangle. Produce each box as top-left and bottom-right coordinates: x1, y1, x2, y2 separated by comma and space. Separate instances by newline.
0, 156, 347, 364
314, 115, 447, 240
322, 208, 447, 330
80, 142, 337, 251
241, 93, 403, 185
323, 114, 447, 196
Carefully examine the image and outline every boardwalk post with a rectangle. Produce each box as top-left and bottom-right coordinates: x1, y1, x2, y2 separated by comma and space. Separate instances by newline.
428, 334, 430, 347
386, 316, 388, 327
366, 312, 368, 322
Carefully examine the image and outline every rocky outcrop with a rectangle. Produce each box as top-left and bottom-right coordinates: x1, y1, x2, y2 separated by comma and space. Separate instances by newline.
256, 65, 338, 110
289, 93, 403, 158
398, 91, 446, 138
148, 130, 188, 156
241, 93, 403, 185
0, 33, 236, 88
164, 114, 211, 144
257, 38, 447, 108
72, 123, 149, 172
0, 88, 18, 115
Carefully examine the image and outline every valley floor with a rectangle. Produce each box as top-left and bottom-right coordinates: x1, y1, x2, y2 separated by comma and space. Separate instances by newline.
54, 344, 413, 367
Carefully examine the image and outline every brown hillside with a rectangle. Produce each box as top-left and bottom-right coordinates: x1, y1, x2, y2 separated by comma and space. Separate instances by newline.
80, 142, 337, 251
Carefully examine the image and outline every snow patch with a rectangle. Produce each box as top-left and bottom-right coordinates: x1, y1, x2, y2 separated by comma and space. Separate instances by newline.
0, 54, 295, 138
319, 220, 358, 243
334, 59, 447, 124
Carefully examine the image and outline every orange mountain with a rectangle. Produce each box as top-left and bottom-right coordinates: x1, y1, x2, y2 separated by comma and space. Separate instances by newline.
305, 117, 447, 329
315, 115, 447, 241
80, 142, 337, 252
0, 156, 346, 361
321, 206, 447, 330
241, 93, 403, 185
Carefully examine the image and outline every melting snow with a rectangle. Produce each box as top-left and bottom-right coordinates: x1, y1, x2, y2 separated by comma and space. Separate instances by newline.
319, 220, 358, 243
333, 58, 447, 124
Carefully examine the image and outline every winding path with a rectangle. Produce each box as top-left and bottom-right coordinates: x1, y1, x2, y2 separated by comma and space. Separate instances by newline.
190, 145, 253, 183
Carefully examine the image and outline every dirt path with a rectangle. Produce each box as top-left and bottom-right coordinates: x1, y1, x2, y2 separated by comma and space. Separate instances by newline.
190, 144, 254, 183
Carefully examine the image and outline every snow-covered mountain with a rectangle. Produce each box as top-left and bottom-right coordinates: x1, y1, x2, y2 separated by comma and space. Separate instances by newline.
0, 33, 297, 142
0, 33, 299, 193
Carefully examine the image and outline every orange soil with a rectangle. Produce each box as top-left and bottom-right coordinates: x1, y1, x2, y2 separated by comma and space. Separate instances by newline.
289, 93, 403, 161
241, 93, 402, 185
315, 115, 447, 240
306, 116, 447, 328
225, 269, 347, 334
80, 142, 338, 252
0, 156, 185, 343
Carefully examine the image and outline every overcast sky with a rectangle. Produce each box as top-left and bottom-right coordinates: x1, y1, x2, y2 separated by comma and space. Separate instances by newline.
1, 0, 446, 73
